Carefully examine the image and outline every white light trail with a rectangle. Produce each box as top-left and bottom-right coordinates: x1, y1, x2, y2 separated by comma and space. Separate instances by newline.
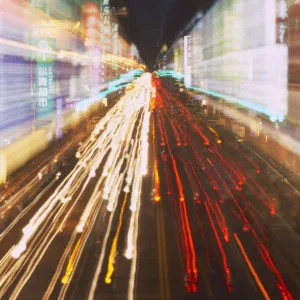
0, 73, 152, 299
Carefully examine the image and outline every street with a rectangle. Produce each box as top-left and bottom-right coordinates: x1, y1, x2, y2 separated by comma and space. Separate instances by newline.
0, 74, 299, 299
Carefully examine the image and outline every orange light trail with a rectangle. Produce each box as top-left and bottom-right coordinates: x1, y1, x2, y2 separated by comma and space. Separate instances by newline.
152, 119, 161, 202
189, 161, 229, 242
154, 100, 198, 290
168, 118, 182, 146
175, 120, 188, 146
212, 163, 293, 299
160, 116, 185, 201
209, 156, 242, 191
208, 126, 222, 144
105, 193, 128, 284
248, 225, 294, 300
234, 233, 271, 300
180, 201, 198, 282
210, 147, 245, 185
61, 236, 83, 284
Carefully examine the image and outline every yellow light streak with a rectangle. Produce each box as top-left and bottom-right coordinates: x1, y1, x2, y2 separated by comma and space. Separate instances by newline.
105, 193, 128, 284
234, 233, 271, 300
61, 236, 83, 284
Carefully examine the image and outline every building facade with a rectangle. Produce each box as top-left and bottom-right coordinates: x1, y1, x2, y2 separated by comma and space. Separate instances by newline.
160, 0, 288, 122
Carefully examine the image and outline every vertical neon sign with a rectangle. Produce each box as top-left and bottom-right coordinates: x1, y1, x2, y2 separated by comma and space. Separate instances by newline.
35, 38, 56, 124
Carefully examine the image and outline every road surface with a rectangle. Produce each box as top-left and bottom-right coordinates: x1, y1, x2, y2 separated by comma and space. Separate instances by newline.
0, 74, 299, 299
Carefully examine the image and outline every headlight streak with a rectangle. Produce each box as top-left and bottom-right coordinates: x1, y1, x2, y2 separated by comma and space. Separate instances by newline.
6, 177, 92, 299
0, 176, 58, 242
127, 182, 142, 300
44, 176, 108, 299
0, 203, 62, 295
10, 165, 85, 259
61, 236, 83, 285
127, 75, 151, 300
125, 158, 143, 260
57, 191, 113, 300
87, 179, 121, 300
88, 74, 152, 300
0, 74, 152, 299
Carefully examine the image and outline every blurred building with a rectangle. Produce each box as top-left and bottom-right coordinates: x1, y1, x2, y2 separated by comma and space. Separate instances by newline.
0, 0, 143, 144
0, 0, 34, 144
0, 0, 144, 182
288, 1, 300, 125
160, 0, 288, 122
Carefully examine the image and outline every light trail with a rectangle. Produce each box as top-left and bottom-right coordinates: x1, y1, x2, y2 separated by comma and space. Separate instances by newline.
234, 233, 271, 300
127, 75, 151, 300
160, 115, 185, 201
86, 73, 152, 300
204, 201, 232, 292
153, 95, 198, 291
151, 77, 296, 298
61, 236, 83, 284
105, 193, 128, 284
0, 74, 152, 299
153, 135, 161, 203
0, 176, 58, 242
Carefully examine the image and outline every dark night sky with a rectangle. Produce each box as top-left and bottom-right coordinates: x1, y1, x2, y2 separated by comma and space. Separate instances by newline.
116, 0, 213, 69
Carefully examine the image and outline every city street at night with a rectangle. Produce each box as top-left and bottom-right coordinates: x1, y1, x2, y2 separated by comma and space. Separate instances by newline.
2, 0, 300, 299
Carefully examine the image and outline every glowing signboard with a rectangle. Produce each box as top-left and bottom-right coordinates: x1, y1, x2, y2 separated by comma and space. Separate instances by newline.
35, 38, 56, 119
